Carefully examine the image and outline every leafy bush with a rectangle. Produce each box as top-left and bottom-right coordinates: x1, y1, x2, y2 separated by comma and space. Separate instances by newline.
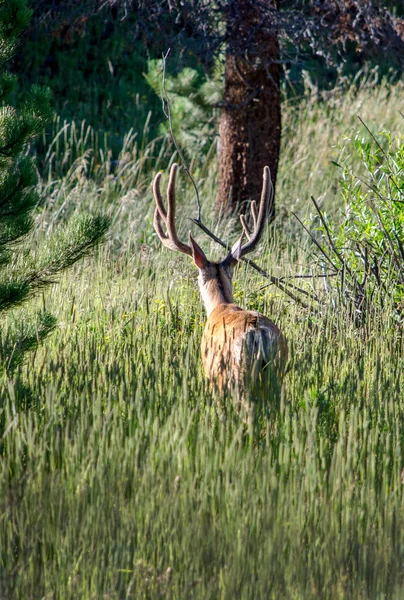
304, 126, 404, 323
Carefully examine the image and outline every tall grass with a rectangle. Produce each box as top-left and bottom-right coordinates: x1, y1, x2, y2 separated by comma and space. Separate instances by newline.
36, 79, 404, 245
1, 81, 403, 599
279, 78, 404, 219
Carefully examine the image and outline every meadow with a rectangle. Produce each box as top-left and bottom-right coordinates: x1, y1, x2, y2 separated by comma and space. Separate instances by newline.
1, 79, 403, 599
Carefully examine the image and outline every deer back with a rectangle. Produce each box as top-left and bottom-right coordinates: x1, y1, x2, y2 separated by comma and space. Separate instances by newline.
201, 304, 287, 390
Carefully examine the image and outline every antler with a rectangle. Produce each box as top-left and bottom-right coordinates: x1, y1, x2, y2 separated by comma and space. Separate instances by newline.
232, 166, 273, 259
239, 201, 258, 242
153, 163, 192, 256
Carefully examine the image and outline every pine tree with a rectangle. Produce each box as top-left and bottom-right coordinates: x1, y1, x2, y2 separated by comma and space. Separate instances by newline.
0, 0, 110, 370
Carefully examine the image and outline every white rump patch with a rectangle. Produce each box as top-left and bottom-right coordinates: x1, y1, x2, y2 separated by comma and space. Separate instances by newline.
239, 326, 278, 370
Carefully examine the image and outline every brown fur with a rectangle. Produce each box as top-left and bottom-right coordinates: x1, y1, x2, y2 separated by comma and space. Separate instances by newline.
201, 302, 287, 394
153, 163, 287, 422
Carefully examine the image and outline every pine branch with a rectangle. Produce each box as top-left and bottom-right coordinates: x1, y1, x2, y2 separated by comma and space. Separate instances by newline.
0, 310, 56, 372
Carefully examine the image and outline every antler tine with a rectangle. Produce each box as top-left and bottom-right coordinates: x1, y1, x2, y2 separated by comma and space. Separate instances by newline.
153, 172, 172, 247
153, 206, 169, 243
153, 172, 167, 218
152, 163, 192, 256
237, 166, 272, 258
239, 200, 258, 242
251, 200, 259, 229
239, 214, 252, 241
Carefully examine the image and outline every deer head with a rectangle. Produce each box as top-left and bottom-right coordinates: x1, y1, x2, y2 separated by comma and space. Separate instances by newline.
153, 163, 273, 315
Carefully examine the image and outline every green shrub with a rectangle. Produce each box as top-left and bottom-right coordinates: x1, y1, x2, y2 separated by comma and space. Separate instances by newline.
305, 127, 404, 323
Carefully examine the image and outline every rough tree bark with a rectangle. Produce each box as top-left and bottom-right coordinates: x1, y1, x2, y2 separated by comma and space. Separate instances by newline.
217, 0, 281, 215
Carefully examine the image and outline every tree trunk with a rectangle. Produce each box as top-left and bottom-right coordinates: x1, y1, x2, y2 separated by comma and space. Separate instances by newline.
217, 0, 281, 216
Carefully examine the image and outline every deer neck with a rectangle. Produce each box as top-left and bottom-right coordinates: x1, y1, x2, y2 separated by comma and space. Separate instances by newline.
198, 267, 234, 317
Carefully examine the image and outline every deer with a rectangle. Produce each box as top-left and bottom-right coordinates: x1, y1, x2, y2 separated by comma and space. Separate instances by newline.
153, 163, 287, 423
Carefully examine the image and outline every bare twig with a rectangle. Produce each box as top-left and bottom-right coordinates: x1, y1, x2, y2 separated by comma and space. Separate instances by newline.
353, 172, 404, 204
393, 228, 404, 263
292, 211, 339, 271
368, 198, 404, 284
310, 196, 352, 275
257, 270, 337, 291
161, 49, 202, 221
275, 272, 338, 282
190, 217, 317, 308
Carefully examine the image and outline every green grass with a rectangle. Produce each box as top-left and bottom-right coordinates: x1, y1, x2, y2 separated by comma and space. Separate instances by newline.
1, 81, 404, 599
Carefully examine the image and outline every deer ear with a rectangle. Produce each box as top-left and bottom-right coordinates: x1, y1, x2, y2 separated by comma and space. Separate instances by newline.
189, 234, 208, 269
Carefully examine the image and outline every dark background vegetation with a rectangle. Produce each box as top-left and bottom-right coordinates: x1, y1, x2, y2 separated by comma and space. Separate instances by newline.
14, 1, 404, 151
11, 0, 403, 215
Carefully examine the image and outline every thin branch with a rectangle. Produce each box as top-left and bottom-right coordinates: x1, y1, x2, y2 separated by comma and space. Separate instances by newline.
310, 196, 352, 275
393, 228, 404, 263
191, 217, 318, 308
352, 172, 403, 204
160, 49, 319, 311
161, 48, 202, 221
368, 198, 404, 285
279, 272, 338, 282
357, 115, 401, 195
292, 211, 339, 271
257, 270, 337, 290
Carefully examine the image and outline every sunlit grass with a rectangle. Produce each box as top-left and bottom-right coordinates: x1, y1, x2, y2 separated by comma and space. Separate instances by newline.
1, 81, 403, 599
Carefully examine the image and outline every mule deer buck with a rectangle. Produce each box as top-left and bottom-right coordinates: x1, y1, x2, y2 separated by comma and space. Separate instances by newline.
153, 163, 287, 422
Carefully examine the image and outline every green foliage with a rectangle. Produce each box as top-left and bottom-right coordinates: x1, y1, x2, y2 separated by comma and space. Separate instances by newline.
0, 79, 403, 598
306, 128, 404, 321
12, 8, 162, 151
0, 238, 403, 599
145, 59, 222, 156
0, 0, 32, 65
0, 0, 110, 369
0, 1, 53, 159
